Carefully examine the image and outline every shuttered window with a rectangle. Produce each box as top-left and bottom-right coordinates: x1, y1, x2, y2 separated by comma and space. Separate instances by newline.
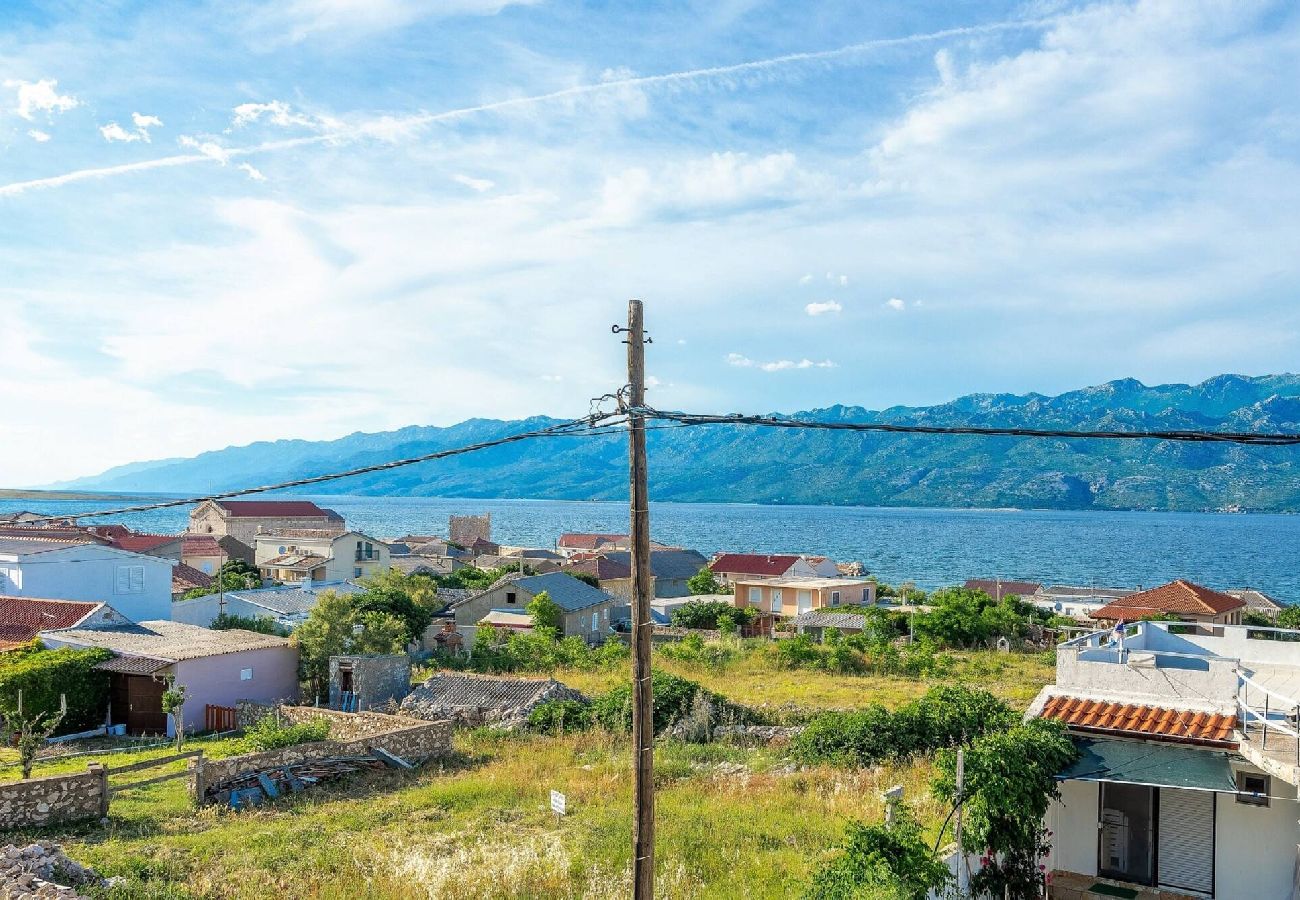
115, 565, 145, 594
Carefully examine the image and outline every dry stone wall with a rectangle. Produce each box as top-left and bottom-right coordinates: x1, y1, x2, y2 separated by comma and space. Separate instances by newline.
0, 767, 105, 830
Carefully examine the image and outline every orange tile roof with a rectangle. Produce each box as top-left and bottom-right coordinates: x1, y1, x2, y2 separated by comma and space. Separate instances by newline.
1040, 695, 1237, 746
0, 596, 100, 650
1090, 579, 1245, 621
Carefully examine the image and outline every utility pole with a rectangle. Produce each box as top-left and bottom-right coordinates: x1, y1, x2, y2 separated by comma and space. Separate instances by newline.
621, 299, 655, 899
955, 748, 967, 894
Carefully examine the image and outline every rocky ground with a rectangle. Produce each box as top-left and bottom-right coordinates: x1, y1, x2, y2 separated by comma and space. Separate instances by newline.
1, 843, 110, 900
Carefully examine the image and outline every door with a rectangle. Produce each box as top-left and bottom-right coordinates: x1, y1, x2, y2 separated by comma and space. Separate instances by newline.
123, 675, 169, 735
797, 590, 813, 614
1158, 789, 1215, 895
1099, 782, 1155, 885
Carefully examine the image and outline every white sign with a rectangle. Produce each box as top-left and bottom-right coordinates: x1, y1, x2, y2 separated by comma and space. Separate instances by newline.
550, 790, 567, 816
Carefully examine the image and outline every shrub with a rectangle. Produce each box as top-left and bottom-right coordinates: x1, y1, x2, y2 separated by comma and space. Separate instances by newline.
210, 613, 288, 636
590, 671, 750, 735
658, 632, 741, 670
805, 809, 951, 900
792, 684, 1015, 767
527, 699, 592, 734
0, 646, 113, 733
236, 715, 331, 753
670, 600, 732, 630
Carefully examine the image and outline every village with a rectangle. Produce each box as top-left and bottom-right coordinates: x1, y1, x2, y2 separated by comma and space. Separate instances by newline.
0, 499, 1296, 899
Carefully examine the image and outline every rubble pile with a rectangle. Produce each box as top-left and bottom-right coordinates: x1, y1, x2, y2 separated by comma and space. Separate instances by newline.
0, 843, 108, 900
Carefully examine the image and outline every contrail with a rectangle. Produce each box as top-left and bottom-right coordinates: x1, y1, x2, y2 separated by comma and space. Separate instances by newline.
0, 16, 1057, 198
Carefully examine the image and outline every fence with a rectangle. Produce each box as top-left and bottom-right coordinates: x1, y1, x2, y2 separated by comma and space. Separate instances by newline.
205, 704, 237, 733
107, 750, 203, 799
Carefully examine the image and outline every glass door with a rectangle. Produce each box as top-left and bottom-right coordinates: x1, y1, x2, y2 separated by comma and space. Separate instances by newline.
1099, 782, 1155, 885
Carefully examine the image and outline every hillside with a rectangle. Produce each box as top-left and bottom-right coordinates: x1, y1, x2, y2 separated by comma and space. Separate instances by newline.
57, 374, 1300, 512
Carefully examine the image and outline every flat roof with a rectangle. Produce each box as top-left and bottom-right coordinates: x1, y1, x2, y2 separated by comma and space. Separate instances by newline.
731, 576, 871, 589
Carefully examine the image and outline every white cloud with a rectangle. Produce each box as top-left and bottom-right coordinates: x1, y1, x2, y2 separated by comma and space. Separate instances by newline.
452, 174, 495, 192
100, 122, 141, 143
232, 100, 337, 131
598, 151, 809, 224
6, 78, 77, 121
539, 373, 563, 382
26, 129, 51, 143
727, 353, 836, 372
885, 297, 906, 311
238, 163, 267, 181
805, 300, 842, 316
798, 274, 814, 285
178, 135, 232, 164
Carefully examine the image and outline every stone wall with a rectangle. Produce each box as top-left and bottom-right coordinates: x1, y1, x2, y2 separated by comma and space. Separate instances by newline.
0, 766, 106, 829
327, 655, 410, 712
197, 707, 450, 799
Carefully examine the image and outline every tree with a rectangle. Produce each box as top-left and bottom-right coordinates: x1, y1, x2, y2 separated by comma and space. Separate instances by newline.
932, 719, 1079, 900
1277, 606, 1300, 630
1242, 611, 1273, 627
805, 809, 951, 900
0, 690, 66, 780
353, 569, 438, 644
526, 590, 563, 634
183, 559, 263, 599
294, 590, 406, 697
670, 600, 733, 630
160, 677, 188, 751
210, 613, 288, 636
686, 567, 722, 595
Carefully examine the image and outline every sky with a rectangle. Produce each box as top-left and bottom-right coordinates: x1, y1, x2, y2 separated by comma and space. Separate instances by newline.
2, 0, 1299, 486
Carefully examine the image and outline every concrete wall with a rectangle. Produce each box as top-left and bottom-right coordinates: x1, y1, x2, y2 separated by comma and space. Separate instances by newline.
734, 581, 875, 616
1214, 769, 1300, 900
170, 593, 282, 627
0, 766, 105, 828
173, 646, 300, 732
1056, 646, 1239, 710
2, 545, 172, 621
1047, 779, 1099, 878
562, 603, 613, 644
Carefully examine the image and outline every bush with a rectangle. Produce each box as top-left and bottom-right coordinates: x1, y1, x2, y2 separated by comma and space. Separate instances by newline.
527, 699, 592, 734
805, 809, 951, 900
792, 684, 1015, 767
0, 646, 113, 733
236, 715, 331, 753
658, 632, 741, 670
210, 613, 289, 636
461, 631, 629, 674
590, 670, 753, 735
670, 600, 733, 630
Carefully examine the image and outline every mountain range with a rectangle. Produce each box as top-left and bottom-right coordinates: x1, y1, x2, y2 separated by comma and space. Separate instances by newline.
56, 374, 1300, 512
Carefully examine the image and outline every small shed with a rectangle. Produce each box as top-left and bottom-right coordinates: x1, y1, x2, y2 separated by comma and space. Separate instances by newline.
328, 654, 411, 712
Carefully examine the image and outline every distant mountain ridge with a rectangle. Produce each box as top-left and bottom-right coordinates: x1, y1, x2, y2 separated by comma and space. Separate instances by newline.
56, 374, 1300, 512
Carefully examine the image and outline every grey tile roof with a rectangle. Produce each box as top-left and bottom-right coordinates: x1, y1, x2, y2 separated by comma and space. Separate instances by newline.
226, 581, 364, 616
1227, 589, 1287, 612
95, 655, 171, 675
791, 611, 868, 630
513, 571, 614, 612
602, 549, 708, 581
48, 620, 291, 661
403, 674, 558, 710
0, 537, 95, 556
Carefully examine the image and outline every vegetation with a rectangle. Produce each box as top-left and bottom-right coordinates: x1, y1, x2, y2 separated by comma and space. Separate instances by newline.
181, 558, 262, 599
716, 606, 759, 635
235, 715, 333, 754
433, 566, 528, 592
0, 644, 112, 733
353, 569, 442, 644
910, 587, 1045, 649
669, 599, 732, 629
526, 590, 563, 633
160, 677, 188, 751
686, 567, 723, 596
805, 809, 951, 900
442, 628, 628, 675
527, 699, 592, 734
933, 719, 1079, 899
792, 685, 1016, 767
295, 590, 408, 696
210, 613, 288, 636
776, 631, 952, 678
0, 691, 66, 779
589, 670, 744, 735
1277, 606, 1300, 630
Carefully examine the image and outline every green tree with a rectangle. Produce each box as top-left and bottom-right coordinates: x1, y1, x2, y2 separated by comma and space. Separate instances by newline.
526, 590, 564, 634
294, 590, 407, 697
210, 613, 288, 636
569, 571, 601, 588
353, 569, 438, 644
686, 567, 723, 595
0, 690, 66, 780
805, 809, 951, 900
1277, 606, 1300, 630
160, 677, 188, 750
670, 600, 733, 630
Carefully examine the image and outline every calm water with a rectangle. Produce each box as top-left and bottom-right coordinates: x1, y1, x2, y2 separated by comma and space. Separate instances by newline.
4, 495, 1298, 601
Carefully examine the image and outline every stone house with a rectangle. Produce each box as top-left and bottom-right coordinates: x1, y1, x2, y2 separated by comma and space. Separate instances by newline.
187, 499, 345, 546
400, 673, 585, 730
451, 572, 615, 650
254, 529, 390, 584
328, 654, 410, 711
600, 549, 709, 598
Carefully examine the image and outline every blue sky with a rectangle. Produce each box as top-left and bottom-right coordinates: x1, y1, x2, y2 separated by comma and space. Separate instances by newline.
2, 0, 1298, 485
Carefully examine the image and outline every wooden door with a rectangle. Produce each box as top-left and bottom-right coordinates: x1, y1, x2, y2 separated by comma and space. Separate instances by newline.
125, 676, 169, 735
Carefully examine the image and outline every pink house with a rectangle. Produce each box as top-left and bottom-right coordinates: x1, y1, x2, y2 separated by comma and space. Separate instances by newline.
40, 621, 299, 735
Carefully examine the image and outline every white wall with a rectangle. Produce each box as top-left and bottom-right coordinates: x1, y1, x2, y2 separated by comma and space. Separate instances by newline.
1056, 647, 1239, 710
1214, 771, 1300, 900
4, 545, 172, 621
1047, 779, 1100, 878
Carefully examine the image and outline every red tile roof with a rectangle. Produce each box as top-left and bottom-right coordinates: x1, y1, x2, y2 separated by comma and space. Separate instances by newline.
964, 579, 1042, 600
0, 596, 100, 650
1039, 694, 1237, 746
212, 500, 337, 518
557, 532, 627, 550
1091, 579, 1245, 621
108, 532, 180, 553
181, 535, 224, 556
710, 553, 801, 577
172, 563, 213, 594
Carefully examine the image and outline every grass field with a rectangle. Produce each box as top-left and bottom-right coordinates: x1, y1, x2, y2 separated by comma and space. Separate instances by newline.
0, 648, 1055, 898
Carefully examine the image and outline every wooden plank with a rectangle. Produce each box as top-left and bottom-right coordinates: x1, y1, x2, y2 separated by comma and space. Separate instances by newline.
108, 769, 191, 794
109, 750, 202, 775
372, 748, 414, 770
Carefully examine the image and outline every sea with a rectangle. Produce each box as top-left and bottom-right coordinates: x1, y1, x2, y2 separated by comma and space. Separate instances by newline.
2, 495, 1297, 602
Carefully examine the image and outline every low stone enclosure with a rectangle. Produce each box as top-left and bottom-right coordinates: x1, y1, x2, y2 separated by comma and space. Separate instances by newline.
194, 705, 451, 805
0, 706, 451, 829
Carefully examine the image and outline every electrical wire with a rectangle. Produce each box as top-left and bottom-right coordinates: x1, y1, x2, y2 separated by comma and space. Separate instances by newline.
631, 408, 1300, 446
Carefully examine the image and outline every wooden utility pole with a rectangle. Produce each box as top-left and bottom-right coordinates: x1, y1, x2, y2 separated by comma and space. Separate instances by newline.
625, 298, 655, 899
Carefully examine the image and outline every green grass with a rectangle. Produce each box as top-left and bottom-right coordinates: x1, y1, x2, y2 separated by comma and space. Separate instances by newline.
0, 648, 1054, 898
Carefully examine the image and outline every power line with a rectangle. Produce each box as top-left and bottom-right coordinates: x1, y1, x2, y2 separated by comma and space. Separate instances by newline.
22, 414, 622, 526
633, 408, 1300, 446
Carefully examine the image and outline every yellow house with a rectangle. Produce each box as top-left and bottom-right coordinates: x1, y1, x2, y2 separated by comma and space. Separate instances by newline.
731, 577, 876, 617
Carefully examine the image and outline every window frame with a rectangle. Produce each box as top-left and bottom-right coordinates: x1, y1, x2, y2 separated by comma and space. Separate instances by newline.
1236, 771, 1270, 806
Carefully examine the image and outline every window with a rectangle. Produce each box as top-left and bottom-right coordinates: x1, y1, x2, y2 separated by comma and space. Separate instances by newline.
592, 612, 599, 631
771, 589, 783, 613
0, 567, 19, 590
831, 590, 841, 606
506, 592, 517, 605
365, 542, 374, 559
240, 668, 254, 682
354, 567, 363, 578
1236, 771, 1269, 806
748, 586, 761, 605
115, 565, 145, 594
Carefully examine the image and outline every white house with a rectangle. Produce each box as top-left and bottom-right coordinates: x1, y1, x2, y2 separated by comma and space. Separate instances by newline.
171, 580, 364, 630
0, 537, 174, 622
1029, 620, 1300, 899
253, 530, 390, 584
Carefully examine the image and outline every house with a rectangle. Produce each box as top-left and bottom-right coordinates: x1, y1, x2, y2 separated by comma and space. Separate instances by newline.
180, 534, 246, 574
1090, 579, 1246, 625
171, 580, 364, 630
187, 499, 345, 546
0, 537, 174, 622
400, 673, 586, 730
85, 527, 184, 561
327, 654, 409, 712
253, 529, 390, 584
40, 620, 298, 736
556, 532, 630, 557
732, 576, 876, 617
390, 555, 464, 576
802, 556, 844, 578
709, 553, 818, 585
450, 572, 616, 650
1226, 588, 1287, 621
963, 578, 1043, 601
600, 549, 710, 598
171, 563, 213, 599
475, 553, 561, 574
1028, 619, 1300, 899
563, 555, 639, 601
0, 597, 131, 651
1028, 584, 1138, 621
0, 524, 111, 544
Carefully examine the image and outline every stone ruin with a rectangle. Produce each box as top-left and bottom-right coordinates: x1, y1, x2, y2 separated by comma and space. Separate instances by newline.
400, 673, 586, 731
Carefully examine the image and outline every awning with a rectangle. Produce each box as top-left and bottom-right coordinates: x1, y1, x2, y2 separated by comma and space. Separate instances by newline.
1059, 737, 1239, 792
